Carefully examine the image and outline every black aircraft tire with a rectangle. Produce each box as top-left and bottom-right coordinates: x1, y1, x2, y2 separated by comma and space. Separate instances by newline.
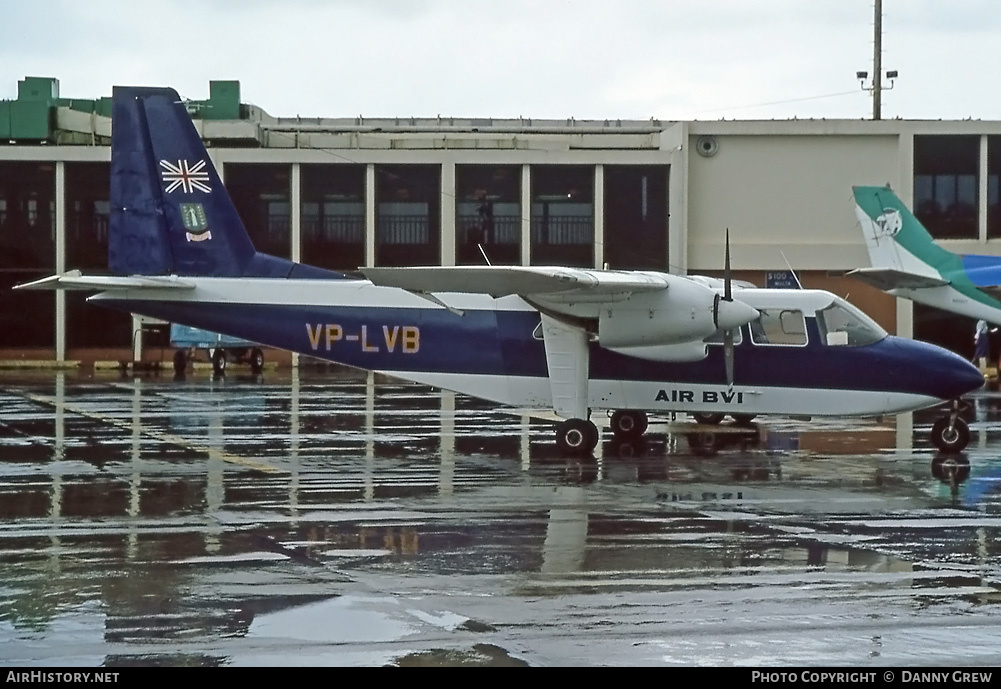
930, 416, 970, 454
250, 348, 265, 374
556, 419, 599, 456
731, 413, 756, 426
212, 349, 227, 375
610, 410, 648, 440
692, 412, 724, 425
172, 350, 186, 374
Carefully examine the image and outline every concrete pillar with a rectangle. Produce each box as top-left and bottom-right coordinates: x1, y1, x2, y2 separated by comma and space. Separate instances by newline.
291, 163, 301, 368
980, 134, 989, 242
441, 162, 456, 266
521, 165, 531, 265
366, 164, 376, 267
594, 164, 604, 269
55, 161, 66, 361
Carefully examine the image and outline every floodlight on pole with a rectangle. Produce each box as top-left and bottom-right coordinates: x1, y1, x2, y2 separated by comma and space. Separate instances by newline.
855, 0, 897, 119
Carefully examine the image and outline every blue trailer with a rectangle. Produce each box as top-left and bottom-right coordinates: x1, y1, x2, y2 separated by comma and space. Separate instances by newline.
169, 324, 265, 374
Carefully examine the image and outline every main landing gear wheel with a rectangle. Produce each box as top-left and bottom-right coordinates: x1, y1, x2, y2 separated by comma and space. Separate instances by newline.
250, 347, 265, 374
930, 416, 969, 454
609, 410, 648, 440
692, 412, 724, 425
556, 418, 599, 456
731, 413, 756, 425
212, 349, 227, 375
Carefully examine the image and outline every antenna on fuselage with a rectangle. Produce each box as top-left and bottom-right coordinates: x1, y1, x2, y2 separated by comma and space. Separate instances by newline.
779, 250, 804, 289
477, 243, 493, 266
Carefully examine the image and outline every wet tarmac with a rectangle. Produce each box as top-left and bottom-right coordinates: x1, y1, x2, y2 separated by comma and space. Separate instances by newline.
1, 366, 1000, 667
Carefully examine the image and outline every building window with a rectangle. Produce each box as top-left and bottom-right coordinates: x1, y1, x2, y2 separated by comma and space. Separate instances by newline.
225, 163, 292, 259
455, 165, 521, 266
603, 165, 669, 270
301, 164, 365, 271
530, 165, 593, 267
988, 136, 1001, 239
375, 164, 440, 266
913, 135, 979, 239
0, 162, 55, 349
65, 162, 132, 349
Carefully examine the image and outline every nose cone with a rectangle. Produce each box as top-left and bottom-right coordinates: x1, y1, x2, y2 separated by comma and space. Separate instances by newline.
948, 355, 989, 399
911, 339, 985, 400
716, 298, 759, 331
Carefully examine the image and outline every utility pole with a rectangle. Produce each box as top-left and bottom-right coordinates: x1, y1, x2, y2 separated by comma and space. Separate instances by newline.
873, 0, 882, 120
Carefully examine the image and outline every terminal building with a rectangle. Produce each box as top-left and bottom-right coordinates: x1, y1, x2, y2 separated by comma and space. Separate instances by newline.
2, 75, 1001, 367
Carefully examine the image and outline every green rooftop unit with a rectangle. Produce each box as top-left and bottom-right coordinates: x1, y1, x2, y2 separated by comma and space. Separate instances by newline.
18, 76, 59, 102
205, 80, 241, 120
1, 77, 59, 141
9, 100, 52, 140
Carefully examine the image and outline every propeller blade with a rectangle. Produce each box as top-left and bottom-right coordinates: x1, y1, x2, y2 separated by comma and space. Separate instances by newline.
724, 228, 732, 302
712, 293, 720, 330
724, 328, 735, 388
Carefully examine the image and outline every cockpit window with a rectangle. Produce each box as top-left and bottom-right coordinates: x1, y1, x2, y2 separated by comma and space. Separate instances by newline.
749, 309, 807, 346
816, 301, 886, 347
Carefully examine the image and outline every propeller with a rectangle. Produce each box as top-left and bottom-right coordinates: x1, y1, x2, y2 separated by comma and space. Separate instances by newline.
710, 229, 757, 388
722, 229, 735, 388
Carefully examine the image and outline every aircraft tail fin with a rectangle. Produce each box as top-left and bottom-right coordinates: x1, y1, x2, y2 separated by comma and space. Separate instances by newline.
851, 185, 956, 284
110, 87, 332, 279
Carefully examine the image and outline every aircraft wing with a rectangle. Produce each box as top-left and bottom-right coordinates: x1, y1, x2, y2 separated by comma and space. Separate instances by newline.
361, 266, 670, 299
14, 270, 196, 291
844, 268, 949, 291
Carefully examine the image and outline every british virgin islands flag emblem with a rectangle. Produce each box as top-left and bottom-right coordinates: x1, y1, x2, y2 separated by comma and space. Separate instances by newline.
180, 203, 212, 242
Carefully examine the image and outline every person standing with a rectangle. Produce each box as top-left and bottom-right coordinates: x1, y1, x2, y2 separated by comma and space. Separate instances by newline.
973, 319, 996, 369
476, 191, 494, 245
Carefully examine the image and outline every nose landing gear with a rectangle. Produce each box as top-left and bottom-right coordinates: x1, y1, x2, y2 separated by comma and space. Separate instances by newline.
930, 399, 971, 454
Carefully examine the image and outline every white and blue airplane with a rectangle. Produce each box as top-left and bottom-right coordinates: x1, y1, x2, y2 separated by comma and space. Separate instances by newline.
850, 184, 1001, 327
15, 87, 985, 455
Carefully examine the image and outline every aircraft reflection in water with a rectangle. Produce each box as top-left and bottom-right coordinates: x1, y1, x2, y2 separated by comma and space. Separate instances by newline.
1, 370, 1000, 666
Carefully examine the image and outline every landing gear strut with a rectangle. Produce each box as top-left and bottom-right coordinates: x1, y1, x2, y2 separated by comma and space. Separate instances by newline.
556, 418, 599, 455
930, 399, 971, 454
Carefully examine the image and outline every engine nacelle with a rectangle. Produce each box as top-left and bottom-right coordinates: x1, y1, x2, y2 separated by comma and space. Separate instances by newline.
604, 340, 709, 362
597, 279, 718, 348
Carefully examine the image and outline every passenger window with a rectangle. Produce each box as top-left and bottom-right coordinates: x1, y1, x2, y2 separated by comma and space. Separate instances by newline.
750, 309, 807, 346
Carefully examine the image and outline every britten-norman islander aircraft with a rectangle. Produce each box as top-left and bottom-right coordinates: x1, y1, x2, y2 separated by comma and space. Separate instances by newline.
15, 88, 985, 455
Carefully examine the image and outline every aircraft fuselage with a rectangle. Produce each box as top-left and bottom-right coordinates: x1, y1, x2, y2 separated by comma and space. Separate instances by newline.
93, 278, 982, 420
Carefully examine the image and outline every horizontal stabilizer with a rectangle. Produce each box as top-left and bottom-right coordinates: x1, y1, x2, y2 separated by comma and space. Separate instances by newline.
845, 268, 948, 291
14, 270, 196, 292
361, 266, 670, 298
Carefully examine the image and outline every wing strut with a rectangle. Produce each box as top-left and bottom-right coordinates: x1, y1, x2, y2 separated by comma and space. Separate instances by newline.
539, 313, 589, 420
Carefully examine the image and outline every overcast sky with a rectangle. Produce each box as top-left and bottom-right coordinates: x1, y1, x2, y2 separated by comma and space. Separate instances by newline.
2, 0, 999, 122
